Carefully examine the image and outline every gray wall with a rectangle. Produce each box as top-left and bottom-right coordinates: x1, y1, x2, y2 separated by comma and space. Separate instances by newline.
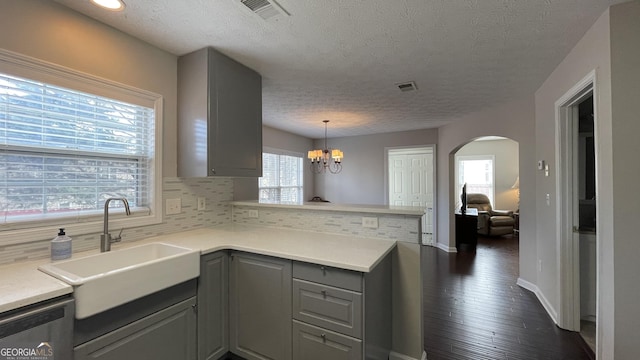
534, 2, 640, 358
609, 2, 640, 357
314, 129, 438, 204
533, 4, 611, 344
0, 0, 179, 177
455, 139, 520, 211
437, 97, 536, 271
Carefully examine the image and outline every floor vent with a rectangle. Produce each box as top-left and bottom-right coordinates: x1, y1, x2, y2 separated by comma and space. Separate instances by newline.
240, 0, 289, 21
396, 81, 418, 92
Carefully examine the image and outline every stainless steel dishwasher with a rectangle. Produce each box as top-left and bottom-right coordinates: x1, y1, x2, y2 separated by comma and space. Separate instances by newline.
0, 296, 74, 360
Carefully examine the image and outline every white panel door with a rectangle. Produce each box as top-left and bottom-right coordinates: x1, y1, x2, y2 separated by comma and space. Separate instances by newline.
407, 154, 433, 207
388, 149, 435, 245
389, 155, 408, 206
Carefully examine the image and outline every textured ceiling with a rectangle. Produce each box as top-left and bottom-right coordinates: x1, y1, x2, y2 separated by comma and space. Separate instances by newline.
54, 0, 625, 139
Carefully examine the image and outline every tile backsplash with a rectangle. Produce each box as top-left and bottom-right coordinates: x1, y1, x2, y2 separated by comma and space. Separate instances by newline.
232, 205, 421, 243
0, 177, 233, 265
1, 179, 422, 266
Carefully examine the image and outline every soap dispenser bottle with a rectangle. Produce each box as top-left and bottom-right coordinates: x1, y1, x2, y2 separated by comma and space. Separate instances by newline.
51, 228, 72, 260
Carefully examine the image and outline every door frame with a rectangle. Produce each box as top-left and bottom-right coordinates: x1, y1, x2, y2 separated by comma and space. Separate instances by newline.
554, 70, 598, 332
384, 145, 436, 246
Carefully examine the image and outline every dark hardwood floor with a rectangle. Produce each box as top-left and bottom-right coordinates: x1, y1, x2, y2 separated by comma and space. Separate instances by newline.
423, 235, 594, 360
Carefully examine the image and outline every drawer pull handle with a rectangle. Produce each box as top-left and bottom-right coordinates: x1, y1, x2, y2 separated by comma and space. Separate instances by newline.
320, 266, 326, 275
321, 290, 327, 297
321, 333, 326, 342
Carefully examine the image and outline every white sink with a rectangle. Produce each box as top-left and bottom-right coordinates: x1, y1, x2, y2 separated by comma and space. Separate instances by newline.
39, 242, 199, 319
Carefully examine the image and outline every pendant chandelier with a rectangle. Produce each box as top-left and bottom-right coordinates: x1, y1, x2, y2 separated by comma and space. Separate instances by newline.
307, 120, 344, 174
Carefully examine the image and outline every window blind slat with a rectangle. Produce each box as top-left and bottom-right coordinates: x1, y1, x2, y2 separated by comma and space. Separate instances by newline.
0, 71, 154, 222
259, 151, 303, 204
1, 74, 151, 158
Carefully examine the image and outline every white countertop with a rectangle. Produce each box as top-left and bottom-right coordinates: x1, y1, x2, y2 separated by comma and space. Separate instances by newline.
0, 223, 396, 314
0, 258, 74, 314
232, 200, 426, 216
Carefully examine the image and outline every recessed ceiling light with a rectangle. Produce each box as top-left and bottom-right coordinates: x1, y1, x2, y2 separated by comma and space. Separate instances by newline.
90, 0, 125, 11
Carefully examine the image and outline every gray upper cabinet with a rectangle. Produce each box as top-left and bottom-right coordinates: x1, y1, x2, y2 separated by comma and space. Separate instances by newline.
198, 252, 228, 360
229, 251, 292, 360
178, 47, 262, 177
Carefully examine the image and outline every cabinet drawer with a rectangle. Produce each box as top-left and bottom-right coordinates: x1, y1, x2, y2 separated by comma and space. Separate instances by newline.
293, 279, 362, 338
293, 320, 362, 360
293, 261, 362, 292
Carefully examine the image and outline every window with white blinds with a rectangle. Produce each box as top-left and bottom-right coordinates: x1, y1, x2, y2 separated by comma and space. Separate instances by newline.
259, 150, 303, 204
0, 71, 155, 224
455, 155, 495, 206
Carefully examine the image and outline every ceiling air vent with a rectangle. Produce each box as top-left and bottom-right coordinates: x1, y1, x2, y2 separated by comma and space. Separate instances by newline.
396, 81, 418, 92
240, 0, 289, 21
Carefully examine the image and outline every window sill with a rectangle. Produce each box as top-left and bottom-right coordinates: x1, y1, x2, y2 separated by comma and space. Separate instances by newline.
0, 210, 162, 247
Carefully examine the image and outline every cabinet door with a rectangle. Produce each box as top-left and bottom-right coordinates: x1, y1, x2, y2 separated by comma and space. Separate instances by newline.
209, 49, 262, 177
293, 320, 362, 360
177, 47, 262, 178
198, 252, 228, 360
74, 297, 197, 360
229, 252, 292, 360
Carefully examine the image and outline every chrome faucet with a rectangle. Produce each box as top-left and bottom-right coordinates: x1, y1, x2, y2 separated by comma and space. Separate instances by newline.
100, 197, 131, 252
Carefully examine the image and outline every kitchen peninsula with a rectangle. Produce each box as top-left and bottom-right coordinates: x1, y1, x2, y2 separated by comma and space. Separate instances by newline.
231, 201, 426, 360
1, 211, 425, 360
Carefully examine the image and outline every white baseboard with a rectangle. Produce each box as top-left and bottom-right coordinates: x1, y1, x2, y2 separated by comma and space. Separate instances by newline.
436, 241, 456, 253
389, 350, 427, 360
516, 277, 558, 324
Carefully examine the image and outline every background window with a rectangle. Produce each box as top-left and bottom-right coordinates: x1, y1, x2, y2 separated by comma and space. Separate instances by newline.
455, 155, 495, 206
0, 71, 157, 226
259, 149, 303, 204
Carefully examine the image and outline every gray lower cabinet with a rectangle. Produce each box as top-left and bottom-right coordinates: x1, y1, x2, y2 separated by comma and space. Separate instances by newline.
229, 251, 292, 360
74, 297, 197, 360
292, 256, 391, 360
198, 251, 228, 360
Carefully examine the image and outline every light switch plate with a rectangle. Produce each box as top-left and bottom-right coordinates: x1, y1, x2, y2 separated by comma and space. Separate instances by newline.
166, 198, 181, 215
248, 209, 259, 218
197, 197, 206, 211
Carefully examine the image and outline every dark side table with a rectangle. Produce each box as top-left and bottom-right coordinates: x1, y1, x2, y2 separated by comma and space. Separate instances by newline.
455, 208, 478, 252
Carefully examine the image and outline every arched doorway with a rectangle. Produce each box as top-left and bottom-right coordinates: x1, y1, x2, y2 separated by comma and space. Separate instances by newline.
450, 136, 520, 252
454, 137, 520, 213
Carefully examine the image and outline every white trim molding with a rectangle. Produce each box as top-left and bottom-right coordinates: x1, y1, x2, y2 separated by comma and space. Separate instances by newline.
436, 241, 457, 253
0, 48, 164, 244
516, 277, 559, 325
553, 69, 597, 331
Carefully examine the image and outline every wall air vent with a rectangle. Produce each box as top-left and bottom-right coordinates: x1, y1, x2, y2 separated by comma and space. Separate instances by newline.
239, 0, 290, 21
396, 81, 418, 92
